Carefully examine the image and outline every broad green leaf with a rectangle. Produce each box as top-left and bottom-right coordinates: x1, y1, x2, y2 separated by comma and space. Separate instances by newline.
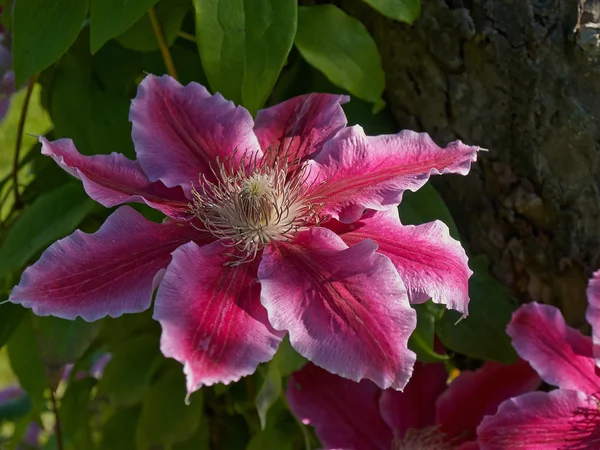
0, 183, 96, 284
0, 84, 52, 182
272, 336, 307, 377
295, 5, 385, 111
194, 0, 297, 114
136, 365, 204, 449
247, 401, 295, 450
361, 0, 420, 24
100, 407, 141, 450
117, 0, 190, 52
60, 377, 96, 450
6, 314, 47, 409
0, 303, 25, 348
173, 416, 210, 450
32, 316, 102, 367
13, 0, 88, 85
436, 256, 518, 363
97, 334, 162, 406
408, 302, 448, 363
90, 0, 160, 53
399, 183, 461, 240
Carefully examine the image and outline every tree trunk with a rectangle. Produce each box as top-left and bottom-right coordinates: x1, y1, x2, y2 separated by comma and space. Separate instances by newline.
340, 0, 600, 328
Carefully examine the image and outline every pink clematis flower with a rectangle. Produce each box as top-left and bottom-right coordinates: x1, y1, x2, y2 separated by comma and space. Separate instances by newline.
9, 75, 479, 394
287, 359, 540, 449
476, 271, 600, 449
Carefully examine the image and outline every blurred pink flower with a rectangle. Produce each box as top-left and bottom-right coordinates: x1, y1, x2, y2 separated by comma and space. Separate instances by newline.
477, 271, 600, 449
287, 359, 540, 449
9, 75, 479, 395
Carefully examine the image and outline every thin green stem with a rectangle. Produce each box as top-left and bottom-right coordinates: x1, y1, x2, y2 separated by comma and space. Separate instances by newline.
178, 30, 196, 43
50, 389, 64, 450
148, 6, 178, 80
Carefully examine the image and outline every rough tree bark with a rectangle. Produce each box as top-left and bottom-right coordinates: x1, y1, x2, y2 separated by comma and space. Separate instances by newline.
339, 0, 600, 328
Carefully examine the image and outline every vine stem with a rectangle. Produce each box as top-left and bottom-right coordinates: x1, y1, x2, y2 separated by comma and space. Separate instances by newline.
50, 388, 64, 450
12, 72, 39, 210
148, 6, 178, 80
177, 31, 196, 43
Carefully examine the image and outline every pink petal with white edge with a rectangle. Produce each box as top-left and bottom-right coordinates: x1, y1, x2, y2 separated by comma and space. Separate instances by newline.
507, 302, 600, 395
130, 75, 262, 193
477, 390, 600, 450
379, 361, 448, 436
330, 209, 472, 314
586, 270, 600, 369
287, 363, 393, 450
258, 227, 417, 390
153, 241, 283, 394
254, 93, 349, 161
436, 359, 541, 444
309, 126, 479, 223
41, 137, 190, 219
10, 206, 205, 322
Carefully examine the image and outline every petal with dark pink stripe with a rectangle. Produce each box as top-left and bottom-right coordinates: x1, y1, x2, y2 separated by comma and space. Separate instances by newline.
258, 227, 417, 390
477, 390, 600, 450
130, 75, 261, 193
254, 93, 349, 161
153, 241, 283, 394
287, 363, 392, 450
41, 137, 190, 218
586, 270, 600, 369
331, 209, 471, 314
10, 206, 204, 322
436, 359, 541, 444
379, 361, 448, 436
309, 126, 479, 223
507, 303, 600, 395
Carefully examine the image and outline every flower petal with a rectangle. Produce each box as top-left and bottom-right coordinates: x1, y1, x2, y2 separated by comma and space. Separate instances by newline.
254, 93, 349, 161
309, 126, 479, 223
153, 241, 283, 394
130, 75, 262, 193
436, 359, 541, 443
477, 390, 600, 450
330, 209, 471, 313
9, 206, 204, 321
287, 363, 393, 450
507, 302, 600, 395
258, 227, 417, 390
586, 270, 600, 369
379, 362, 448, 436
41, 137, 190, 218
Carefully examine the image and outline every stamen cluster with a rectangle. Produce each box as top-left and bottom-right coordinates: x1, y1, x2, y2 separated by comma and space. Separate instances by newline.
190, 148, 322, 264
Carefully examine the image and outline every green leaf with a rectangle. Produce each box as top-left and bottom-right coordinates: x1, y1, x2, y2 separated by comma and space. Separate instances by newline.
408, 302, 448, 363
399, 183, 461, 240
117, 0, 190, 52
247, 401, 295, 450
90, 0, 160, 53
0, 303, 26, 348
0, 389, 31, 421
6, 314, 47, 409
100, 407, 141, 450
97, 334, 162, 407
255, 364, 281, 430
32, 316, 102, 367
136, 365, 205, 449
194, 0, 297, 114
361, 0, 420, 24
436, 256, 518, 363
13, 0, 88, 85
0, 84, 52, 183
0, 183, 96, 284
254, 337, 306, 430
295, 5, 385, 111
60, 377, 96, 449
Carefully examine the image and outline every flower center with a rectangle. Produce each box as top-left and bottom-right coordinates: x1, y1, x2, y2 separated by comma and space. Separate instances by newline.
190, 151, 322, 264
